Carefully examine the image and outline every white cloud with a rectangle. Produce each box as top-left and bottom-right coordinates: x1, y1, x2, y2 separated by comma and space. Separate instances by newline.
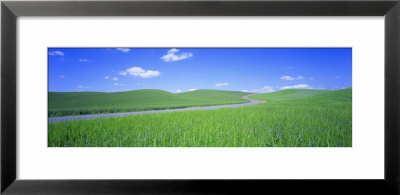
76, 85, 89, 92
112, 77, 118, 81
120, 67, 160, 78
309, 77, 315, 80
172, 89, 183, 93
79, 59, 89, 62
139, 70, 160, 78
49, 51, 64, 56
280, 76, 295, 80
116, 48, 130, 53
189, 88, 198, 92
251, 86, 275, 93
104, 76, 110, 79
242, 90, 249, 92
280, 84, 312, 90
215, 82, 229, 87
114, 82, 124, 86
334, 75, 340, 79
168, 48, 179, 53
58, 75, 65, 78
161, 48, 193, 62
281, 75, 305, 81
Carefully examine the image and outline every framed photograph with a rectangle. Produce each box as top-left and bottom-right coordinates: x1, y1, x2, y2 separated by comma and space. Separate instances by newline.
47, 47, 352, 147
2, 0, 400, 194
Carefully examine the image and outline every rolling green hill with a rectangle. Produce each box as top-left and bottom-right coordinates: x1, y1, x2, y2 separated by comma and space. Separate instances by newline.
49, 89, 249, 117
250, 89, 327, 102
49, 88, 352, 147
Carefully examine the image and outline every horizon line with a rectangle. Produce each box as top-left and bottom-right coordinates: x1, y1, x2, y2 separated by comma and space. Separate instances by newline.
48, 87, 352, 93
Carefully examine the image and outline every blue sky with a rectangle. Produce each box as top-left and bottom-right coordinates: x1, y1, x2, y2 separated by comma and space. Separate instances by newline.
48, 48, 352, 93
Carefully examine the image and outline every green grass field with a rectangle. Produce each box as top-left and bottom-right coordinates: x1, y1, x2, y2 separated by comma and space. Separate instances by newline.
49, 89, 248, 117
48, 88, 352, 147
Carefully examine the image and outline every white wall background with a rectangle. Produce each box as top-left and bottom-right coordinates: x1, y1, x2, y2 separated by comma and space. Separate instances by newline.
17, 17, 384, 179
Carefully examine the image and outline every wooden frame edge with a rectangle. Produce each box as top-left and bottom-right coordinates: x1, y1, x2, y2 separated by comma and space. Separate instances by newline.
1, 1, 16, 193
385, 1, 400, 193
1, 0, 399, 194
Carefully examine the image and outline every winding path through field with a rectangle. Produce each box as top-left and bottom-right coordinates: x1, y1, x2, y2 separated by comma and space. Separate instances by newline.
48, 94, 264, 123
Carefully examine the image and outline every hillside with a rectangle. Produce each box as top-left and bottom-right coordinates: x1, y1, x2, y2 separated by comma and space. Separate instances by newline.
250, 89, 327, 102
251, 88, 351, 106
49, 89, 249, 117
49, 88, 352, 147
176, 89, 248, 103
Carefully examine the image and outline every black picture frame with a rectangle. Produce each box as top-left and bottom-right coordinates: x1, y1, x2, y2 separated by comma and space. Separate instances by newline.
2, 0, 400, 194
